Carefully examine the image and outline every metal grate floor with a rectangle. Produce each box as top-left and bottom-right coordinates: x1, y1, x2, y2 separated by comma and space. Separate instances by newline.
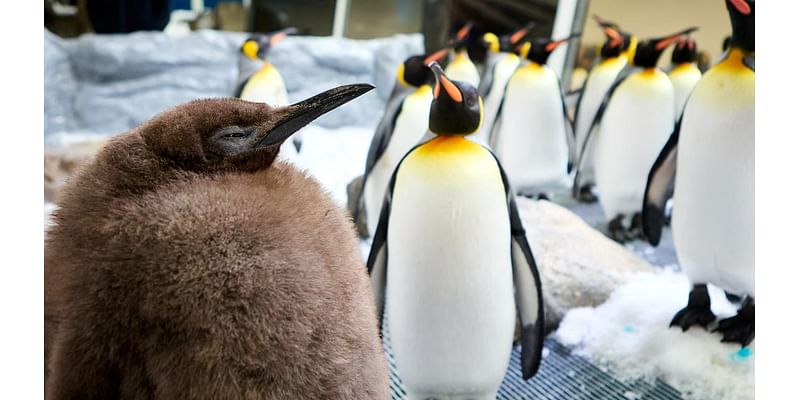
383, 325, 684, 400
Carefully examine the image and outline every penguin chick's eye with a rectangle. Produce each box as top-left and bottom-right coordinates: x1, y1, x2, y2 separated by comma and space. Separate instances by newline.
213, 126, 252, 140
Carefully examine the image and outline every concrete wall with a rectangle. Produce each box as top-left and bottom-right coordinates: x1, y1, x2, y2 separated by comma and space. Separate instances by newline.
580, 0, 732, 66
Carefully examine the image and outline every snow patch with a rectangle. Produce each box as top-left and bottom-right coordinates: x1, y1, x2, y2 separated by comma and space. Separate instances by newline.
554, 270, 754, 400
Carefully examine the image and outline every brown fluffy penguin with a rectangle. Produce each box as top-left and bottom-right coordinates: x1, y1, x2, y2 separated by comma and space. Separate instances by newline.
44, 84, 390, 399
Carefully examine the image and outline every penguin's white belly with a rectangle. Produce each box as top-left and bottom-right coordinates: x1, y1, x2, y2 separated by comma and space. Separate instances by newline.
240, 65, 289, 107
595, 71, 675, 220
239, 65, 298, 163
672, 65, 754, 296
445, 54, 481, 88
475, 54, 519, 145
574, 57, 627, 183
494, 65, 568, 190
386, 139, 515, 397
669, 64, 702, 119
364, 90, 432, 236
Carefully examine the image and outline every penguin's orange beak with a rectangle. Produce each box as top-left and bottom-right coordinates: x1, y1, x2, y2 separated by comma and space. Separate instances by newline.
455, 22, 473, 41
655, 27, 699, 50
257, 84, 374, 147
424, 47, 450, 65
269, 27, 298, 47
603, 27, 623, 47
729, 0, 752, 15
510, 22, 535, 45
428, 61, 462, 103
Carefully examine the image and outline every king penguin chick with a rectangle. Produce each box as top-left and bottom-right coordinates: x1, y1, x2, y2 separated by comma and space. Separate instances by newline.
358, 47, 449, 237
643, 0, 755, 347
489, 35, 579, 200
44, 84, 391, 399
236, 28, 303, 163
444, 23, 481, 88
474, 22, 534, 145
573, 26, 697, 242
368, 62, 545, 400
667, 36, 702, 119
572, 15, 637, 203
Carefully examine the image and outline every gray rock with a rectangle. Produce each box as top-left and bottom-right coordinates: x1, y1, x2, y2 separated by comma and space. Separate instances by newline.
44, 29, 423, 144
516, 198, 654, 331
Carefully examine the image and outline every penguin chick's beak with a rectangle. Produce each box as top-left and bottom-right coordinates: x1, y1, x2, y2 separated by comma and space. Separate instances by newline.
257, 84, 374, 147
428, 61, 463, 103
655, 27, 699, 50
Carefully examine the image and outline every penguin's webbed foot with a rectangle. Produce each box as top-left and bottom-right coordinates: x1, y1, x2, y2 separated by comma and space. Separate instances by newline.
577, 185, 597, 203
608, 215, 629, 243
670, 284, 716, 331
713, 297, 754, 347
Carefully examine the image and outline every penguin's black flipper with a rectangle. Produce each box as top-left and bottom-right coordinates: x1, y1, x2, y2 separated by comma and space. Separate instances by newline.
478, 56, 500, 98
355, 84, 410, 223
366, 194, 390, 329
488, 96, 505, 149
557, 79, 577, 173
642, 116, 682, 246
490, 153, 545, 380
572, 66, 635, 198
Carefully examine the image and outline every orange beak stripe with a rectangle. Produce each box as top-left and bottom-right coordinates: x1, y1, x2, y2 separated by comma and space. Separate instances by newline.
424, 48, 450, 65
510, 28, 529, 44
603, 27, 623, 47
456, 24, 471, 40
270, 32, 288, 47
729, 0, 752, 15
546, 39, 569, 52
437, 76, 462, 102
656, 35, 681, 51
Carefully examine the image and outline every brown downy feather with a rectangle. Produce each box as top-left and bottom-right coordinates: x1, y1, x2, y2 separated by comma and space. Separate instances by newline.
45, 98, 389, 399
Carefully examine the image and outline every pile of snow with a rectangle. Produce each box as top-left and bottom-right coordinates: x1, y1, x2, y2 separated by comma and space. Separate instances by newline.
554, 270, 754, 400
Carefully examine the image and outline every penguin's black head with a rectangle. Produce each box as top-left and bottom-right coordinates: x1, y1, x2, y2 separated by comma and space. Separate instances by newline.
517, 34, 578, 65
141, 84, 373, 172
593, 15, 633, 59
240, 27, 298, 61
633, 27, 698, 68
427, 61, 482, 136
671, 36, 698, 64
726, 0, 754, 52
397, 47, 450, 88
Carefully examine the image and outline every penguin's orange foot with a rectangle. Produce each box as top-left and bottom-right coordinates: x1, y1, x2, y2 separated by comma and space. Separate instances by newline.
713, 297, 754, 347
670, 284, 716, 331
577, 185, 597, 203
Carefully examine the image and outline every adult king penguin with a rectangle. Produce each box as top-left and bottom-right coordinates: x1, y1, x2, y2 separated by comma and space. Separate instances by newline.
668, 36, 703, 120
368, 62, 544, 400
573, 27, 697, 242
643, 0, 754, 346
474, 23, 534, 145
44, 85, 391, 399
489, 35, 578, 198
572, 16, 636, 203
444, 23, 481, 88
236, 28, 302, 162
359, 48, 449, 237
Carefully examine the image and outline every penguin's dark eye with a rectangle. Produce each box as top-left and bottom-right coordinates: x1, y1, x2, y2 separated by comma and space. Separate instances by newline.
212, 126, 252, 140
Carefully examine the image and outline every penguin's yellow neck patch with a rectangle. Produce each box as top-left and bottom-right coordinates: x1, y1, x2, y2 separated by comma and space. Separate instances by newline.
412, 84, 432, 97
453, 50, 469, 64
401, 136, 499, 185
413, 136, 485, 157
716, 48, 753, 74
